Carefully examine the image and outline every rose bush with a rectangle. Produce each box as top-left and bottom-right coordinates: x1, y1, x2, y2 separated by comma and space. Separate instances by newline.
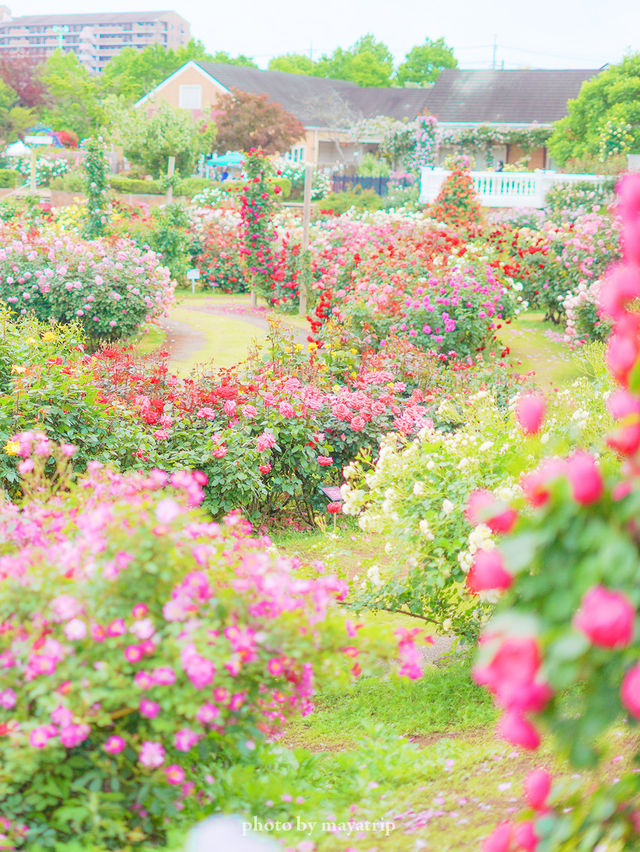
0, 229, 174, 345
0, 439, 414, 847
0, 309, 143, 495
475, 175, 640, 850
341, 361, 614, 639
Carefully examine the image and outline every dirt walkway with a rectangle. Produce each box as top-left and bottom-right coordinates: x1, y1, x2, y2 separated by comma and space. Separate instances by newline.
158, 298, 308, 368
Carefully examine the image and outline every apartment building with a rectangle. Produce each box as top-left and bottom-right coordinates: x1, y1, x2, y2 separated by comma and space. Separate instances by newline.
0, 9, 190, 74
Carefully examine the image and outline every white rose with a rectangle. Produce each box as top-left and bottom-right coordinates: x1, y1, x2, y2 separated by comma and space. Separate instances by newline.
413, 481, 426, 496
419, 520, 434, 540
442, 499, 454, 515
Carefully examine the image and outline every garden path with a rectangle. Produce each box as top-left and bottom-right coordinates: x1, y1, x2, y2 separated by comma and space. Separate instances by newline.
159, 295, 309, 373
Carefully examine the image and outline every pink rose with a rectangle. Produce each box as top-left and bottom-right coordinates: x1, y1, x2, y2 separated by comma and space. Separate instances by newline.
516, 393, 546, 435
574, 586, 634, 648
481, 822, 513, 852
165, 764, 185, 785
174, 728, 199, 752
524, 768, 552, 811
466, 489, 517, 534
466, 550, 512, 593
566, 451, 603, 505
139, 740, 165, 768
104, 735, 126, 754
139, 699, 160, 719
497, 710, 541, 750
621, 662, 640, 718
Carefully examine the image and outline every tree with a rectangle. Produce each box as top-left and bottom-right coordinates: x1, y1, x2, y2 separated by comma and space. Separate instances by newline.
395, 38, 457, 86
210, 89, 304, 155
115, 101, 213, 176
548, 54, 640, 166
101, 40, 213, 104
318, 34, 394, 87
209, 51, 257, 68
0, 78, 35, 143
39, 50, 102, 138
268, 54, 319, 76
0, 51, 47, 108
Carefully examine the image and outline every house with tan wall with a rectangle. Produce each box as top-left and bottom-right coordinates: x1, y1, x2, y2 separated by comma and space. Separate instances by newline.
136, 62, 599, 170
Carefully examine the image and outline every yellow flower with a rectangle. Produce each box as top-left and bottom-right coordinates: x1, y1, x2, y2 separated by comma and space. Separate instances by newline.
294, 343, 302, 351
42, 331, 56, 342
25, 337, 37, 346
308, 342, 318, 351
3, 440, 19, 456
10, 365, 26, 374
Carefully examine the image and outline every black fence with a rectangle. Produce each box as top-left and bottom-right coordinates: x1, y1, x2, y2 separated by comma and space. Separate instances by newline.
331, 175, 412, 197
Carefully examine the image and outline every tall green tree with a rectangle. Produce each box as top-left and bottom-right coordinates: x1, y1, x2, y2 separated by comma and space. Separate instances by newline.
39, 50, 102, 138
548, 54, 640, 166
209, 51, 257, 67
268, 54, 318, 75
395, 38, 457, 86
0, 77, 35, 143
101, 40, 212, 104
115, 101, 214, 176
318, 34, 394, 87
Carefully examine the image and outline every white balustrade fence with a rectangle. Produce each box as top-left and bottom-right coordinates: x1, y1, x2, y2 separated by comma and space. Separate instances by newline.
420, 168, 610, 209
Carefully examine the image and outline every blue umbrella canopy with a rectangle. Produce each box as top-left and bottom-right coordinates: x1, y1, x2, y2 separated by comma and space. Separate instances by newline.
210, 151, 245, 168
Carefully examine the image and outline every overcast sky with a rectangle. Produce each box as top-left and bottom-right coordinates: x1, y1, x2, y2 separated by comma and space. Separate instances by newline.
6, 0, 639, 70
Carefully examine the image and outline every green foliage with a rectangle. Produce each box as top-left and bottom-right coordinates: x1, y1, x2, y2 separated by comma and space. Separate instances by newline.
100, 40, 214, 104
0, 168, 20, 187
268, 54, 319, 75
395, 37, 458, 86
430, 164, 482, 228
319, 34, 394, 87
320, 187, 385, 214
145, 204, 193, 282
115, 101, 212, 177
39, 50, 103, 138
0, 310, 142, 494
83, 137, 110, 239
356, 153, 390, 177
342, 372, 613, 637
109, 175, 162, 195
548, 54, 640, 165
208, 51, 257, 68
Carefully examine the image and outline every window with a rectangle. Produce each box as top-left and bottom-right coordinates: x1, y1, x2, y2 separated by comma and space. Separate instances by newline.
178, 84, 202, 110
287, 146, 306, 163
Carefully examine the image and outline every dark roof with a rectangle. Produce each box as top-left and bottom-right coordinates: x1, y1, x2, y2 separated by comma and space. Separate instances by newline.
196, 62, 364, 127
421, 69, 599, 124
161, 63, 600, 130
0, 11, 182, 25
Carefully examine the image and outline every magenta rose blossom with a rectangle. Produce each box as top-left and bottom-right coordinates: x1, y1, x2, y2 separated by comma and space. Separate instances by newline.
138, 741, 165, 768
621, 662, 640, 718
515, 393, 546, 436
466, 550, 512, 593
497, 710, 541, 750
524, 768, 552, 811
574, 586, 634, 648
566, 451, 603, 505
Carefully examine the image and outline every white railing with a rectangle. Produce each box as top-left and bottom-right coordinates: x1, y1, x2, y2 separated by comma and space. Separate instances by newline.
420, 168, 610, 209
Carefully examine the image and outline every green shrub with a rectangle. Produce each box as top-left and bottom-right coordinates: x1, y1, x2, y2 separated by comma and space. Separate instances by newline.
110, 176, 163, 195
0, 169, 21, 188
49, 171, 85, 192
321, 188, 385, 214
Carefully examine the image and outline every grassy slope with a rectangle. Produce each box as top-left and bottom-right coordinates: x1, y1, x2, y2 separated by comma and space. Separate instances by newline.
498, 311, 584, 388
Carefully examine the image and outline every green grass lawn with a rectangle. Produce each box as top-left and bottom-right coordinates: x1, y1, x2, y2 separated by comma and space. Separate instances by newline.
168, 305, 267, 374
498, 311, 584, 388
